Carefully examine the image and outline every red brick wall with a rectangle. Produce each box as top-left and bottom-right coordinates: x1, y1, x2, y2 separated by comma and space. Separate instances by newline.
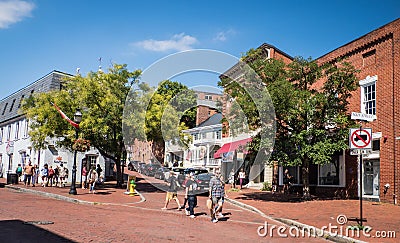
317, 19, 400, 203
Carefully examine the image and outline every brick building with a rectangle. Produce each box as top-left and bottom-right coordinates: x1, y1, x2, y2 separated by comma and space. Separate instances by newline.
315, 18, 400, 203
219, 19, 400, 200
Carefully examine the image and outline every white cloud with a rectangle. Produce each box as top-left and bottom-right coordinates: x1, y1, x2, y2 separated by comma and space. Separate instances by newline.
213, 29, 236, 42
0, 0, 35, 29
134, 33, 198, 52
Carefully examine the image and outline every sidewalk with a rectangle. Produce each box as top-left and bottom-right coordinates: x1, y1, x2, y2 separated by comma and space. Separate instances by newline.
0, 177, 144, 205
1, 174, 399, 242
225, 187, 399, 243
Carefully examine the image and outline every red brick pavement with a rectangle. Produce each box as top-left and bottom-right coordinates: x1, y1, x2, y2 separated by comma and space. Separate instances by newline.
2, 172, 399, 242
225, 188, 400, 243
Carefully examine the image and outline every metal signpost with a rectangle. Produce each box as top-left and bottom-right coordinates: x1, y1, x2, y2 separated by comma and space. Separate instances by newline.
350, 112, 374, 226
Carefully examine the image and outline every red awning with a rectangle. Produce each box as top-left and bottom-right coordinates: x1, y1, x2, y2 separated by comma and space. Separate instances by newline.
213, 138, 252, 159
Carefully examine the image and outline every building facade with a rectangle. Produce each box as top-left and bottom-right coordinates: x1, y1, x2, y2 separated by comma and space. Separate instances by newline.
315, 18, 400, 203
0, 71, 110, 183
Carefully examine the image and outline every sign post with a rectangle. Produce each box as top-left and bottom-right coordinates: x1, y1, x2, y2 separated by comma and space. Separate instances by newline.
350, 112, 374, 227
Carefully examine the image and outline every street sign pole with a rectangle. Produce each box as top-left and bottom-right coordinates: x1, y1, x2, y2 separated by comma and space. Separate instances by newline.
359, 124, 363, 227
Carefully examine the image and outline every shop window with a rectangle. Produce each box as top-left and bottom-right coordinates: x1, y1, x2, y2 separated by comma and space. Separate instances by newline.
319, 154, 342, 185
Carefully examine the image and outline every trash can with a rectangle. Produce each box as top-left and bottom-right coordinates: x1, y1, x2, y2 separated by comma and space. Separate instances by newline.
7, 173, 18, 184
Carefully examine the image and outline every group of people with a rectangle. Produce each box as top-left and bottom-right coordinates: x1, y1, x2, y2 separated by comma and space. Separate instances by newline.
15, 161, 69, 187
161, 169, 227, 223
81, 163, 103, 193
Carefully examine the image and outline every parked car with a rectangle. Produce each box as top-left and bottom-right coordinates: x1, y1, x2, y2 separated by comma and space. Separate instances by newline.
178, 168, 209, 184
194, 173, 215, 193
165, 167, 185, 182
127, 160, 141, 171
154, 167, 170, 180
137, 163, 147, 174
144, 164, 161, 177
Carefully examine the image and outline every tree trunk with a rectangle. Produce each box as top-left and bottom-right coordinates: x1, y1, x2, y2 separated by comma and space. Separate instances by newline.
115, 155, 124, 188
302, 158, 311, 200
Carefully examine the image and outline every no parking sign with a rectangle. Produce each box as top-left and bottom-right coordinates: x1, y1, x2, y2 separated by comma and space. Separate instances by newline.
349, 128, 372, 149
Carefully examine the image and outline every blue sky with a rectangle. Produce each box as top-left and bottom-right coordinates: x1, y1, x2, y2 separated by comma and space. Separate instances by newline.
0, 0, 399, 99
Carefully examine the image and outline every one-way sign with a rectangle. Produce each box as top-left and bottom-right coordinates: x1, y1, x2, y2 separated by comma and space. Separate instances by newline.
349, 128, 372, 149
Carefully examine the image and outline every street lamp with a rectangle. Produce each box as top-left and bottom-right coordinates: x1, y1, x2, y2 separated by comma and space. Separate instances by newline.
69, 109, 82, 195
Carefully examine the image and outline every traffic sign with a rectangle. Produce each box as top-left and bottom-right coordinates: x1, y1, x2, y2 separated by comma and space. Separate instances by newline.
349, 128, 372, 149
351, 112, 376, 122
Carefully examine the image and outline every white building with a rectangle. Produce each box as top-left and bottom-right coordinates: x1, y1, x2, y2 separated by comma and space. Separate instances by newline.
0, 71, 111, 183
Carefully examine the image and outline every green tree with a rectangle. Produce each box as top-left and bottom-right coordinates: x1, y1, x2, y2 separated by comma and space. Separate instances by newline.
22, 64, 141, 187
220, 48, 358, 200
143, 80, 197, 163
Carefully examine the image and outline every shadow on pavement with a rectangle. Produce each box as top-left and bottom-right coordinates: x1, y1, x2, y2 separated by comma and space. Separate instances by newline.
0, 220, 76, 242
233, 191, 306, 203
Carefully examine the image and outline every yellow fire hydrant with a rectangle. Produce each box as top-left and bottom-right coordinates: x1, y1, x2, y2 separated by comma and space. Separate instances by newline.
129, 179, 136, 196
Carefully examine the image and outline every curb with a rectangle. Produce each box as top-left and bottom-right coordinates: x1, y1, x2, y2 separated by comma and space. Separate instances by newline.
4, 184, 146, 206
225, 197, 367, 243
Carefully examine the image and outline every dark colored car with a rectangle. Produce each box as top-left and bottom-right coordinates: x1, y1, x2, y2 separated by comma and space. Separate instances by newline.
144, 164, 161, 176
137, 163, 147, 174
178, 168, 209, 184
154, 167, 170, 180
127, 160, 141, 171
194, 173, 215, 193
164, 167, 185, 182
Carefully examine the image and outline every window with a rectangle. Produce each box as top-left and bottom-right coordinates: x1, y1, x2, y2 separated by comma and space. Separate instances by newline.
14, 122, 20, 140
193, 133, 199, 141
205, 95, 212, 100
18, 95, 25, 108
7, 125, 11, 141
360, 75, 377, 116
9, 99, 16, 112
0, 128, 3, 143
87, 155, 97, 169
215, 131, 221, 140
24, 119, 29, 138
2, 103, 8, 115
319, 153, 344, 186
372, 139, 380, 151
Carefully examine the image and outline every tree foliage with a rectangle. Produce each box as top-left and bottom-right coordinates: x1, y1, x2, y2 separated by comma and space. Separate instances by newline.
22, 64, 141, 187
220, 48, 359, 199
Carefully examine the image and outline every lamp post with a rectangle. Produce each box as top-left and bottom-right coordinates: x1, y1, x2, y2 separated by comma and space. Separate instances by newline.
69, 109, 82, 195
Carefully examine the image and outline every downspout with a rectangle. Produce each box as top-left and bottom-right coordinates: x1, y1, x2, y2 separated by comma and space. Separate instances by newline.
392, 33, 397, 204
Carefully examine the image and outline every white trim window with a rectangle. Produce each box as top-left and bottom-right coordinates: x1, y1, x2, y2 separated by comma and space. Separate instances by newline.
359, 75, 377, 116
14, 122, 20, 140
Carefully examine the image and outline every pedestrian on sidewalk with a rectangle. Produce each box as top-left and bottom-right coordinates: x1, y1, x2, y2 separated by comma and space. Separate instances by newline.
162, 171, 181, 210
15, 164, 23, 182
88, 166, 98, 193
23, 161, 34, 186
209, 170, 225, 223
32, 164, 39, 187
53, 166, 60, 187
238, 169, 246, 189
179, 174, 190, 209
48, 166, 55, 187
96, 164, 103, 178
283, 169, 292, 194
185, 173, 198, 218
58, 163, 68, 187
41, 164, 49, 187
82, 162, 88, 189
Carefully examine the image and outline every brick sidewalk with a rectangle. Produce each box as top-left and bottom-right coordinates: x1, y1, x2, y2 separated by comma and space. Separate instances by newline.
0, 177, 143, 205
226, 188, 400, 242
